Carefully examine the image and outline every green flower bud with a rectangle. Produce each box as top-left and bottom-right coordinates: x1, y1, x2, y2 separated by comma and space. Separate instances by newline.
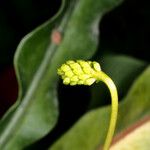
65, 70, 74, 77
61, 64, 71, 72
84, 78, 96, 85
63, 77, 70, 85
71, 76, 78, 82
78, 74, 90, 80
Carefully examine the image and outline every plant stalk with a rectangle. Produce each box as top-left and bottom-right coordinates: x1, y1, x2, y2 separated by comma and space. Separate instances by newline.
95, 71, 118, 150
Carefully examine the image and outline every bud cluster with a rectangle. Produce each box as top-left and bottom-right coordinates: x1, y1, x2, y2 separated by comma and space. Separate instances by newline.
57, 60, 101, 86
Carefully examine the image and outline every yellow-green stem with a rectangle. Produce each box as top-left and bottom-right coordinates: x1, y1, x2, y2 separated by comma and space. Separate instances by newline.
95, 71, 118, 150
57, 60, 118, 150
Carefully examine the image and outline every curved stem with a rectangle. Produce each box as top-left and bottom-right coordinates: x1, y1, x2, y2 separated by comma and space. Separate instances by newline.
95, 71, 118, 150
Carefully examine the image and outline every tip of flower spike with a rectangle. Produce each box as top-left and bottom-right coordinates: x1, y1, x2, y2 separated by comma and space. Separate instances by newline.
57, 60, 102, 86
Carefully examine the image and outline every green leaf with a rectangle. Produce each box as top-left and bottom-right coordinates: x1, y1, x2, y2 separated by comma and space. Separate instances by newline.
0, 1, 66, 149
89, 54, 147, 108
0, 0, 123, 149
49, 66, 150, 150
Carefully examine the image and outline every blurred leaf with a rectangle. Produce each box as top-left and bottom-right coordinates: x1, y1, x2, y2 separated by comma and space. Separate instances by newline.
49, 66, 150, 150
0, 0, 123, 149
110, 118, 150, 150
89, 54, 147, 108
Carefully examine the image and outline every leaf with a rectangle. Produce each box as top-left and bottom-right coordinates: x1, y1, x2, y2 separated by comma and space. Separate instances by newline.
0, 0, 123, 149
89, 54, 147, 108
110, 118, 150, 150
49, 66, 150, 150
0, 1, 66, 149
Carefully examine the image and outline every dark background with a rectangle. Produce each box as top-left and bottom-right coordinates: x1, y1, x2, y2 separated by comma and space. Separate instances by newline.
0, 0, 149, 149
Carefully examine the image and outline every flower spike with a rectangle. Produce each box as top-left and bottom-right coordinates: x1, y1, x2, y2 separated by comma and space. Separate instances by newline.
57, 60, 118, 150
57, 60, 101, 86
